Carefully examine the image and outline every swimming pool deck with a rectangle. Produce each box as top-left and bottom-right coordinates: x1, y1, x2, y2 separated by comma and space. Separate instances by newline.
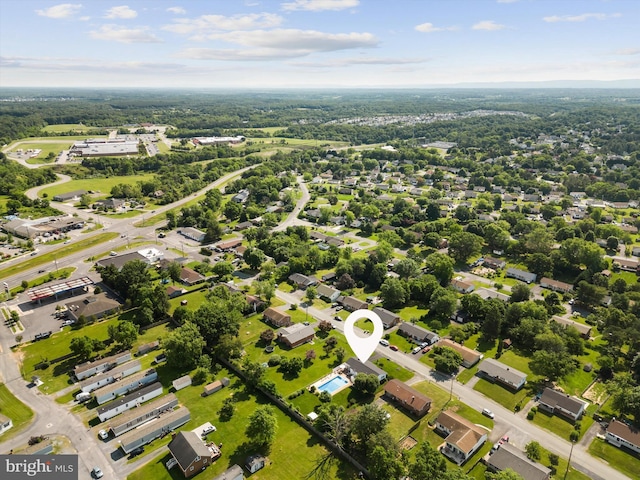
309, 366, 352, 396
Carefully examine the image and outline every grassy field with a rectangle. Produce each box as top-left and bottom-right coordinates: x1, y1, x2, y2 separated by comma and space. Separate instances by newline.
128, 368, 357, 480
0, 232, 118, 279
473, 378, 532, 411
589, 437, 640, 479
42, 124, 92, 133
39, 174, 156, 198
9, 267, 75, 295
10, 142, 73, 159
0, 383, 34, 441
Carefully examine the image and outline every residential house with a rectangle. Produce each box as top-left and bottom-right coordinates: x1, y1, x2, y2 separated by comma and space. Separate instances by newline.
180, 267, 206, 286
79, 360, 141, 393
486, 443, 551, 480
118, 407, 191, 455
245, 454, 266, 474
73, 350, 132, 381
215, 238, 243, 252
0, 413, 13, 435
232, 189, 250, 204
473, 288, 509, 303
178, 227, 206, 243
288, 273, 318, 289
263, 307, 292, 327
613, 258, 639, 273
53, 190, 87, 202
373, 307, 401, 329
137, 341, 160, 356
168, 431, 217, 477
97, 382, 164, 422
506, 268, 537, 284
345, 357, 387, 383
235, 221, 253, 231
605, 419, 640, 454
167, 286, 187, 298
65, 294, 122, 323
435, 410, 487, 465
538, 388, 587, 422
93, 369, 159, 405
383, 379, 431, 417
477, 358, 527, 391
540, 277, 573, 293
321, 272, 337, 283
437, 339, 483, 368
277, 324, 315, 348
317, 284, 340, 302
109, 393, 179, 437
338, 296, 368, 312
94, 198, 125, 210
397, 323, 439, 345
632, 247, 640, 257
451, 278, 475, 294
551, 316, 592, 339
202, 378, 230, 397
172, 375, 192, 392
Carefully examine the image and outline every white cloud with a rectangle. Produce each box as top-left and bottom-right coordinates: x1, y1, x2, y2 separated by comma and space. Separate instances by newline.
414, 22, 457, 33
290, 57, 429, 67
179, 29, 377, 61
35, 3, 82, 19
104, 5, 137, 19
166, 6, 186, 15
90, 25, 162, 43
472, 20, 506, 31
281, 0, 359, 12
615, 48, 640, 56
163, 13, 283, 35
543, 13, 621, 23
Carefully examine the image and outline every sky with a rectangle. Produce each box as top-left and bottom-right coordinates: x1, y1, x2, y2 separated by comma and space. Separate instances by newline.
1, 0, 639, 89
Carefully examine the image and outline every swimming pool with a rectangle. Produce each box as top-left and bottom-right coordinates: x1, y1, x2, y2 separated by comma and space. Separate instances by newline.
317, 375, 348, 394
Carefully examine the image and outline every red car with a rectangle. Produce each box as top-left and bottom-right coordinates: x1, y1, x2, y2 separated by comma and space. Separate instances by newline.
500, 436, 509, 444
422, 346, 430, 354
389, 345, 399, 351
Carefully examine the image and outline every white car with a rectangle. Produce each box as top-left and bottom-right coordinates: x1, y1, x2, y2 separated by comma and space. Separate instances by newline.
92, 466, 104, 478
98, 429, 108, 440
379, 339, 390, 347
201, 425, 216, 436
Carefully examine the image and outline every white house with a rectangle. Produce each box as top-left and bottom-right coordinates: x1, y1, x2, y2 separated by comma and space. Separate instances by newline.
435, 410, 487, 465
605, 419, 640, 454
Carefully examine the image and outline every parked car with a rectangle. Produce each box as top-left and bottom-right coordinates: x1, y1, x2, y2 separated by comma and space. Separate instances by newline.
422, 346, 430, 354
500, 435, 509, 444
389, 345, 399, 351
412, 346, 422, 354
92, 467, 104, 479
98, 429, 109, 440
201, 425, 216, 436
128, 446, 144, 458
379, 339, 389, 347
482, 408, 495, 419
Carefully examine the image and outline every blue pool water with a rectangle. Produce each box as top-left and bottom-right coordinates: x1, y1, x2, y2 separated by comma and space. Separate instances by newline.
317, 376, 348, 394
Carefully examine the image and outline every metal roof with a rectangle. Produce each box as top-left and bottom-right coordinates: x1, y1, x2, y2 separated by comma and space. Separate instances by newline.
28, 276, 94, 302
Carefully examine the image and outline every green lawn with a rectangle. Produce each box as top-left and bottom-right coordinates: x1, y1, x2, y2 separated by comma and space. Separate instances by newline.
473, 378, 532, 411
9, 267, 75, 295
40, 174, 156, 199
11, 142, 74, 159
42, 124, 92, 133
529, 408, 593, 442
0, 232, 118, 280
396, 305, 429, 322
373, 358, 413, 382
0, 383, 34, 441
128, 369, 356, 480
589, 437, 640, 479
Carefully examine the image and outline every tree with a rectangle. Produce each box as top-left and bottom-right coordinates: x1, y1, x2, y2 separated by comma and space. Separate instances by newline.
280, 356, 303, 376
429, 287, 458, 320
151, 283, 170, 320
318, 320, 333, 333
192, 298, 243, 348
575, 281, 606, 307
69, 336, 100, 361
606, 236, 619, 250
305, 286, 317, 305
305, 349, 316, 363
526, 253, 553, 277
424, 252, 454, 286
353, 373, 379, 395
107, 321, 138, 349
260, 329, 275, 344
368, 446, 406, 480
510, 283, 531, 303
487, 470, 525, 480
350, 403, 389, 445
246, 406, 278, 446
212, 261, 234, 279
395, 258, 420, 280
243, 247, 266, 270
448, 231, 483, 264
224, 201, 243, 220
335, 347, 346, 364
433, 346, 463, 374
525, 441, 541, 461
166, 261, 182, 284
163, 321, 206, 370
380, 277, 408, 309
529, 350, 576, 380
255, 280, 276, 303
408, 441, 447, 480
484, 223, 510, 251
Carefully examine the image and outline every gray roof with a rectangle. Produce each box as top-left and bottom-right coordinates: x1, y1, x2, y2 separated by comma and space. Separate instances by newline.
487, 443, 551, 480
346, 357, 386, 378
108, 393, 178, 431
372, 307, 400, 326
96, 252, 147, 270
97, 382, 163, 416
279, 323, 315, 344
79, 360, 141, 390
212, 465, 244, 480
168, 431, 212, 472
539, 388, 586, 415
398, 322, 431, 340
478, 358, 527, 386
506, 267, 537, 282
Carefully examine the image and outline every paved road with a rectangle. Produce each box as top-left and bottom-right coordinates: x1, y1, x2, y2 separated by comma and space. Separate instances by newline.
273, 176, 312, 232
272, 289, 628, 480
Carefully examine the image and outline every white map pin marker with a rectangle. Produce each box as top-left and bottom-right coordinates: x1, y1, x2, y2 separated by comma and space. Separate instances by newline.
344, 309, 384, 364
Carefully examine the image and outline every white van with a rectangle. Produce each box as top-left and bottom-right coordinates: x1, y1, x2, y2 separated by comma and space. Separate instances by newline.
412, 346, 422, 354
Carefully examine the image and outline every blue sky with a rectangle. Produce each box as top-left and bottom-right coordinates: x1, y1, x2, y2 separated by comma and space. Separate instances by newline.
1, 0, 639, 88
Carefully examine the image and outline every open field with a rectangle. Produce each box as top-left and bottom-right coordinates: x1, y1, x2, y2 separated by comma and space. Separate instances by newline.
39, 174, 156, 199
0, 384, 34, 442
42, 124, 92, 133
0, 232, 118, 279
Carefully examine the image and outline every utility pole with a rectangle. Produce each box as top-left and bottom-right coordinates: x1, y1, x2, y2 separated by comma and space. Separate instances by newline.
564, 440, 575, 480
449, 374, 455, 402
